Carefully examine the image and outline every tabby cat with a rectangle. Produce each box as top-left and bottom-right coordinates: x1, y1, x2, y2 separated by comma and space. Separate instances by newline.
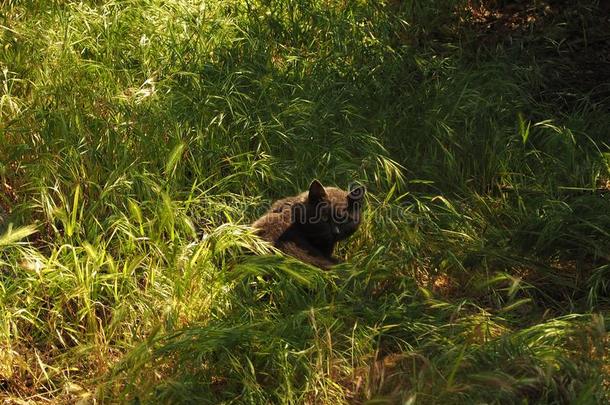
252, 180, 365, 269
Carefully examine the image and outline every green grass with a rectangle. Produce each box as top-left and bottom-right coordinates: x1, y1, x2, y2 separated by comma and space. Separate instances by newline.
1, 0, 609, 403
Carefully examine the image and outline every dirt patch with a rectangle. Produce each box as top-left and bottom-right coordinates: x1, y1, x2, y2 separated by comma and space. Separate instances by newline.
463, 1, 610, 105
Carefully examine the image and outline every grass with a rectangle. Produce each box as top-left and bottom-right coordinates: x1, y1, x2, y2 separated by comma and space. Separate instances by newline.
1, 0, 609, 403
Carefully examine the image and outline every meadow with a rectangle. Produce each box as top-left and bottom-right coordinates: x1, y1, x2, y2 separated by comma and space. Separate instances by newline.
1, 0, 609, 403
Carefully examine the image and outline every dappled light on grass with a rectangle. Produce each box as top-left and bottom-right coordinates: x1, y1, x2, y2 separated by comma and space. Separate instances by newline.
1, 0, 609, 403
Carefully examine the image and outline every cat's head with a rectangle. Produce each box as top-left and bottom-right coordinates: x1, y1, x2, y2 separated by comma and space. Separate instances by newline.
293, 179, 365, 244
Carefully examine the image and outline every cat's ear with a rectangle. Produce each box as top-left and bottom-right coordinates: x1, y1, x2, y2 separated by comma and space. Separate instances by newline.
308, 179, 327, 202
348, 184, 366, 202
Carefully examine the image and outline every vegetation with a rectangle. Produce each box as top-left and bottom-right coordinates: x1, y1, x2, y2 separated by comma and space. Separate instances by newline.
1, 0, 608, 403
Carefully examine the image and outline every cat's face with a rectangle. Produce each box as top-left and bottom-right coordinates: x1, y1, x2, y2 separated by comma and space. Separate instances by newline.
293, 180, 365, 245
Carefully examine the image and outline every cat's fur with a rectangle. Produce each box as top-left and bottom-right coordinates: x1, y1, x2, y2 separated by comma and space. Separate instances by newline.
252, 180, 365, 269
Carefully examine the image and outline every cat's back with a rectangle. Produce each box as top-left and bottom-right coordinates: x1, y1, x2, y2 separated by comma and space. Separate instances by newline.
268, 192, 307, 213
252, 211, 283, 238
252, 191, 307, 242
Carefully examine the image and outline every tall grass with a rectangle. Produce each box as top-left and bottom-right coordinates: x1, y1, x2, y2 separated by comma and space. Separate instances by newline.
1, 0, 608, 403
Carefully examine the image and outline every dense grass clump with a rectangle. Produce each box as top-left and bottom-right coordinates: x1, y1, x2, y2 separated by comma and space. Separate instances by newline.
1, 0, 608, 403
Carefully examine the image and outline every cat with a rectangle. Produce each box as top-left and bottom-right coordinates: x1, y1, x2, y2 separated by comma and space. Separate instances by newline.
252, 180, 365, 269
